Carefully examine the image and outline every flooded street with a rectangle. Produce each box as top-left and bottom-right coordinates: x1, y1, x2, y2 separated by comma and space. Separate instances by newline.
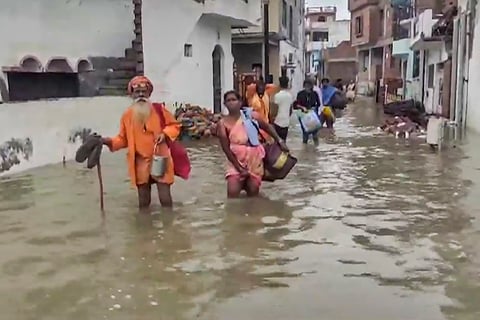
1, 99, 480, 320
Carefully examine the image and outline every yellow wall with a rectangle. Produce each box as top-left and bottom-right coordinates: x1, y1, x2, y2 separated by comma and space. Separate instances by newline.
268, 0, 281, 33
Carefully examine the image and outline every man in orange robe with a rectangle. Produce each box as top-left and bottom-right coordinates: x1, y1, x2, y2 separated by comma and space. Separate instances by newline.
102, 76, 181, 209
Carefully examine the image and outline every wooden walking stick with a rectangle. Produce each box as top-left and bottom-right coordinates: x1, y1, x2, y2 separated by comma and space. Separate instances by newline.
97, 161, 105, 213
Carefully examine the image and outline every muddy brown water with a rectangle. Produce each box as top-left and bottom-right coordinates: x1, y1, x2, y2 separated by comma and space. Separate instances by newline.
1, 99, 480, 320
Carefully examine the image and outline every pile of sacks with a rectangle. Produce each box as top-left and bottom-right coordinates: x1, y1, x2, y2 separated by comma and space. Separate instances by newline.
173, 103, 221, 140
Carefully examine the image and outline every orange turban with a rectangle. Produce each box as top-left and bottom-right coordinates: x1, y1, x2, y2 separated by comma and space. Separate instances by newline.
127, 76, 153, 96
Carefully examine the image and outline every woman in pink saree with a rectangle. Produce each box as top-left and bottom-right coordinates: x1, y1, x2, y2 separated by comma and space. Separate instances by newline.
217, 91, 289, 198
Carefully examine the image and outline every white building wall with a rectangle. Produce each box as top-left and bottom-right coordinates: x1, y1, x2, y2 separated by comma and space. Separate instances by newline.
0, 0, 133, 72
142, 0, 260, 110
0, 97, 130, 176
467, 0, 480, 131
306, 19, 350, 74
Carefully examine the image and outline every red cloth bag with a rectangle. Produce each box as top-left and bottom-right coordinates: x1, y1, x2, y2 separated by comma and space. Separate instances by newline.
152, 103, 191, 180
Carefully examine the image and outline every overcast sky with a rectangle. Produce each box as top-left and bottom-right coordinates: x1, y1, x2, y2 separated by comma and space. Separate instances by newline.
305, 0, 350, 20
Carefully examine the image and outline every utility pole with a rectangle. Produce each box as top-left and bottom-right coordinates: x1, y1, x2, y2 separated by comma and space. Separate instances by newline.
263, 0, 270, 82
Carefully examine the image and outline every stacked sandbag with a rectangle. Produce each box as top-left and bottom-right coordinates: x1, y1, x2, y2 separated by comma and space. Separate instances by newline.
379, 115, 424, 139
173, 104, 222, 140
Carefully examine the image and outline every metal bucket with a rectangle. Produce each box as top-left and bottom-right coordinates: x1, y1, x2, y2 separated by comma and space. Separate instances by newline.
151, 155, 167, 177
150, 142, 167, 177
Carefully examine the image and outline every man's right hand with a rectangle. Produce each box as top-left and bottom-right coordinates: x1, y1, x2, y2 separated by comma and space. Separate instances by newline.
101, 137, 111, 146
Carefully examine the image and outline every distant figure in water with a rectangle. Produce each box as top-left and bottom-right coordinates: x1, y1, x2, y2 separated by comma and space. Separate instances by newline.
293, 79, 321, 144
335, 78, 344, 91
102, 76, 181, 209
319, 78, 337, 129
217, 90, 288, 198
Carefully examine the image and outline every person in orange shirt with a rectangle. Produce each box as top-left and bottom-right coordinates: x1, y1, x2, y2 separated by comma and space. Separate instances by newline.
102, 76, 181, 209
246, 80, 277, 106
249, 80, 270, 122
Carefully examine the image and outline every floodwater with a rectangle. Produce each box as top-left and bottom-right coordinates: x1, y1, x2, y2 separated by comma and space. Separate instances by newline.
1, 99, 480, 320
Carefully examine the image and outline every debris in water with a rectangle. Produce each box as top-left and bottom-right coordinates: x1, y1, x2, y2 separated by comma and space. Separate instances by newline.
150, 301, 159, 306
120, 257, 125, 261
113, 304, 121, 309
125, 295, 132, 299
110, 295, 116, 299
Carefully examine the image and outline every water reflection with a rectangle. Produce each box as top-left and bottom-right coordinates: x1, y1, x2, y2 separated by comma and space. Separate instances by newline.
0, 99, 479, 319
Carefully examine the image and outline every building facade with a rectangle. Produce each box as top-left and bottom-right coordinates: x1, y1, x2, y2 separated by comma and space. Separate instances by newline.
464, 0, 480, 132
0, 0, 261, 113
349, 0, 405, 98
304, 6, 350, 76
0, 0, 261, 176
232, 0, 306, 94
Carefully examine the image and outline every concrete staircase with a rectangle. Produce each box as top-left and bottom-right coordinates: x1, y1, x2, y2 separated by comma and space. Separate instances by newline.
98, 0, 144, 96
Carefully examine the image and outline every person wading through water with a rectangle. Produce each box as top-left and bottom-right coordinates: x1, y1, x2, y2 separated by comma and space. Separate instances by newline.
217, 91, 289, 198
293, 79, 321, 144
319, 78, 337, 129
271, 76, 294, 141
102, 76, 181, 209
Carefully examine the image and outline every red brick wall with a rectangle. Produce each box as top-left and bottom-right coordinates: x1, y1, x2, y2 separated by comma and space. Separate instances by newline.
351, 6, 380, 46
324, 41, 356, 60
326, 61, 358, 83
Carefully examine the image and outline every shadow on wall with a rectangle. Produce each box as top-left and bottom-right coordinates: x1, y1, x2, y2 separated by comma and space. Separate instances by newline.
0, 77, 7, 102
0, 138, 33, 173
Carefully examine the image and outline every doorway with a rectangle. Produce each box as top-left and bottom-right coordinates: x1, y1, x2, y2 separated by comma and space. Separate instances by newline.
212, 45, 223, 114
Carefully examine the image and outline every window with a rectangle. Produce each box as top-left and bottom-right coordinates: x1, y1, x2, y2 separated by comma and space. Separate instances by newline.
362, 51, 369, 71
355, 16, 363, 36
282, 1, 287, 27
317, 16, 326, 22
289, 5, 293, 40
412, 51, 420, 78
7, 72, 79, 101
427, 64, 434, 88
312, 31, 329, 41
184, 44, 192, 57
380, 10, 385, 36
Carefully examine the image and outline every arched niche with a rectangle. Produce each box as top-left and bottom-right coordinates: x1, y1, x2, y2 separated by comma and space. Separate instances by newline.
19, 55, 43, 72
77, 59, 93, 73
45, 58, 74, 73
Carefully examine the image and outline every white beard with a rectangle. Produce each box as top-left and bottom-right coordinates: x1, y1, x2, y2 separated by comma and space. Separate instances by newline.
132, 99, 152, 125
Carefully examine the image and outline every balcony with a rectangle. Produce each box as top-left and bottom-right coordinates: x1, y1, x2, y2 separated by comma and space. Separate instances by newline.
201, 0, 261, 28
410, 9, 443, 51
392, 38, 411, 57
306, 41, 327, 52
306, 21, 329, 31
305, 6, 336, 15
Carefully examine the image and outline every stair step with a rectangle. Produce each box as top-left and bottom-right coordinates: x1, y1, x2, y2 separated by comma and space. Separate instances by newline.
118, 58, 137, 70
98, 85, 128, 96
108, 70, 137, 79
125, 48, 137, 60
107, 78, 130, 86
132, 40, 143, 51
